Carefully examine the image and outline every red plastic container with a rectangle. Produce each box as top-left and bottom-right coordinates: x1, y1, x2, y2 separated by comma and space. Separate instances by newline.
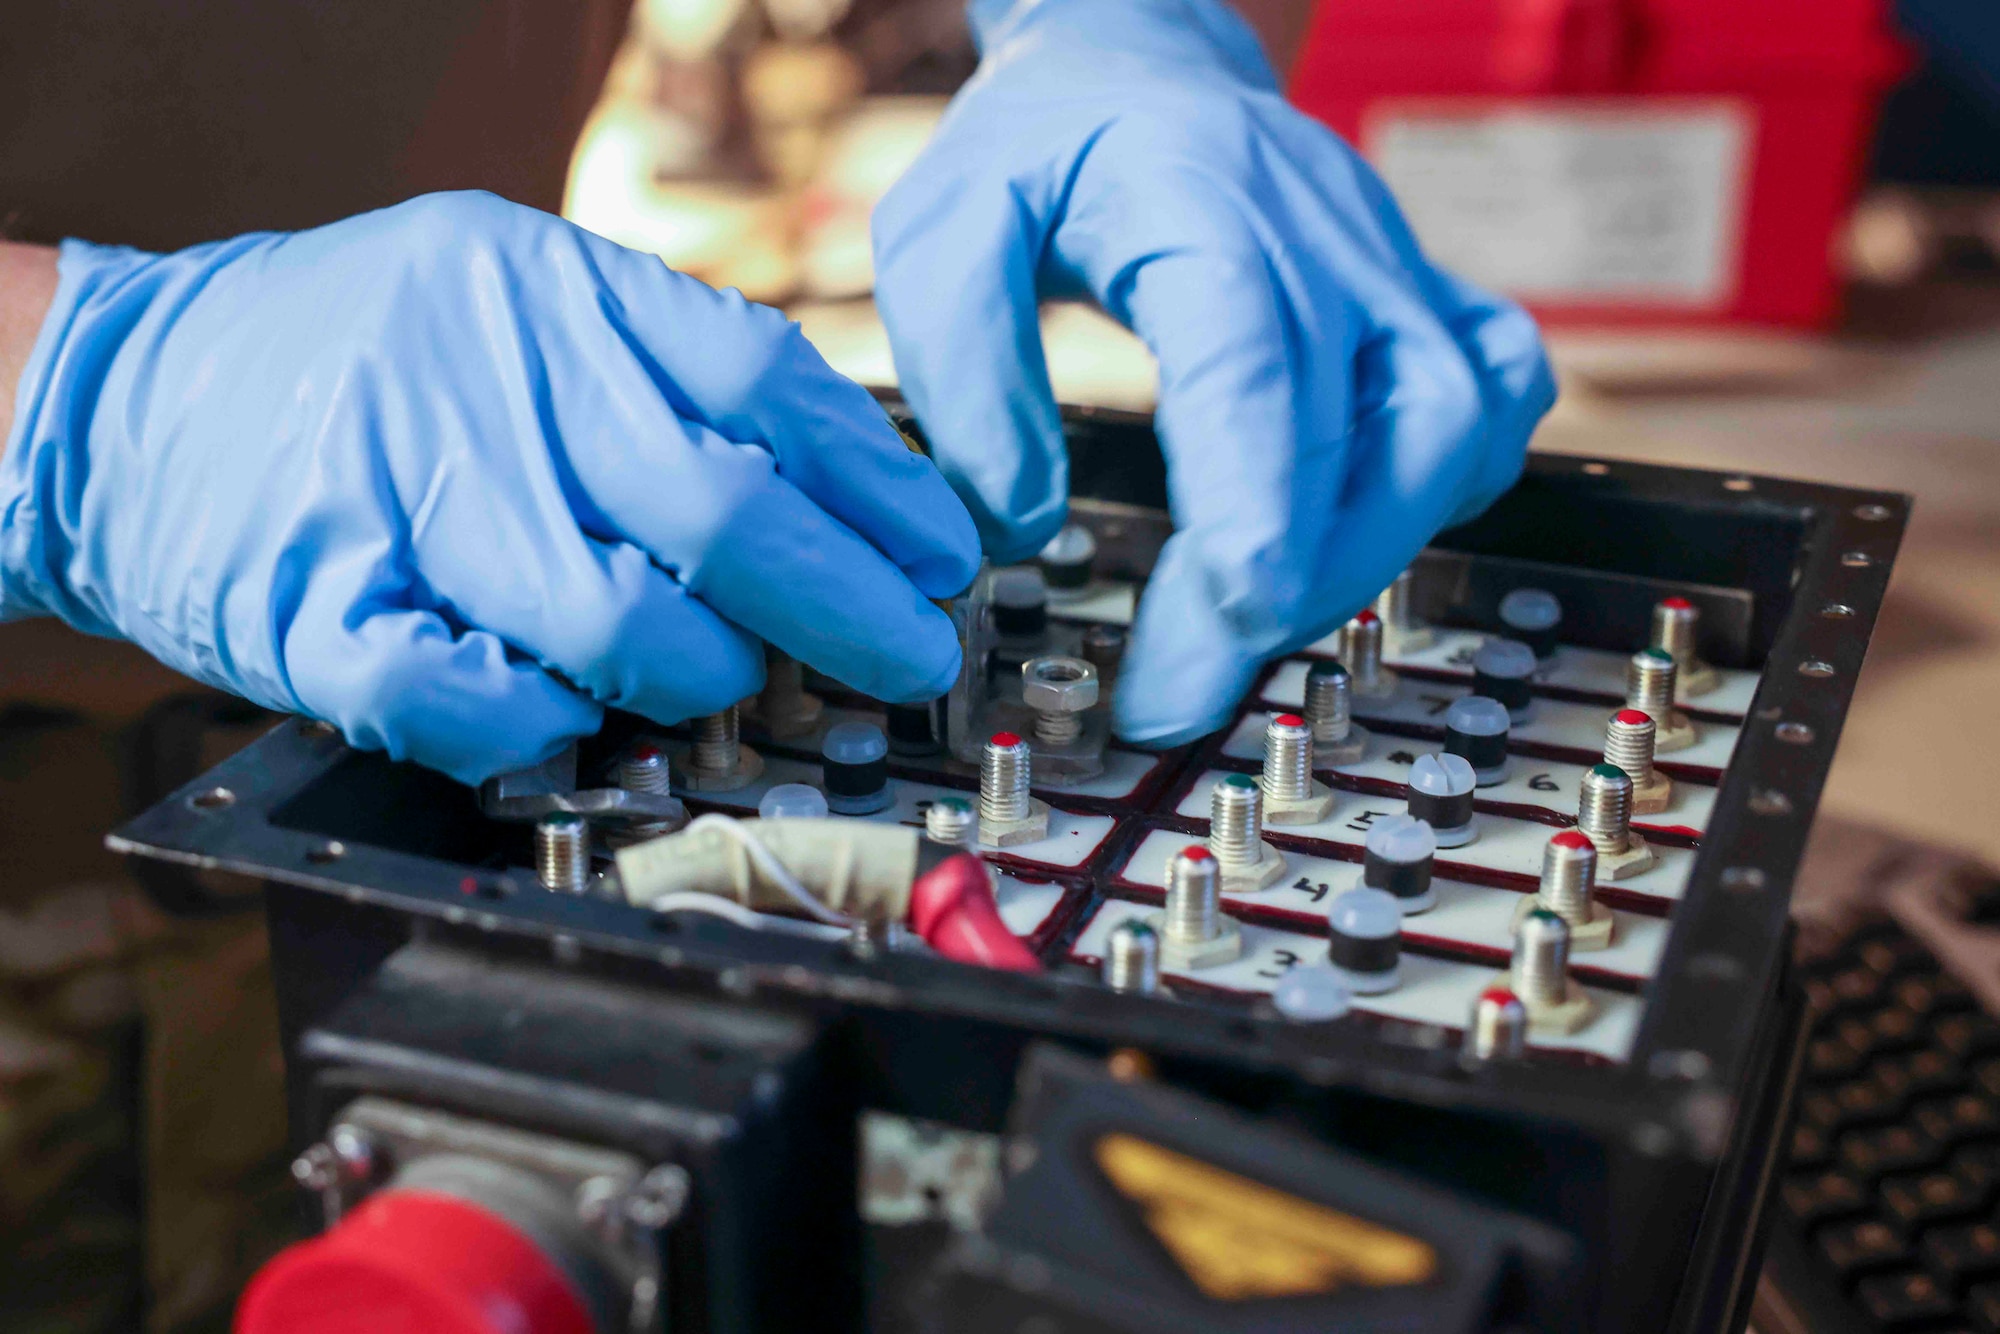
1289, 0, 1909, 328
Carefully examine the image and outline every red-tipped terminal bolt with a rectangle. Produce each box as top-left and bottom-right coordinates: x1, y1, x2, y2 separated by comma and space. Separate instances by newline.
1660, 596, 1694, 610
990, 731, 1022, 748
1180, 845, 1214, 861
1614, 708, 1652, 726
1274, 713, 1305, 727
1551, 829, 1595, 850
1353, 608, 1380, 625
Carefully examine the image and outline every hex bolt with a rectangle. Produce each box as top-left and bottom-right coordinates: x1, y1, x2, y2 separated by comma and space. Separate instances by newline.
1648, 596, 1717, 695
981, 733, 1032, 824
1513, 908, 1572, 1010
1261, 713, 1314, 803
1102, 919, 1161, 995
618, 742, 673, 794
679, 703, 764, 791
925, 796, 976, 848
977, 732, 1048, 847
1208, 772, 1288, 890
1605, 707, 1673, 812
1374, 566, 1433, 652
536, 812, 590, 895
1262, 710, 1341, 823
756, 646, 823, 739
1210, 773, 1263, 866
1506, 908, 1598, 1041
1467, 986, 1528, 1061
691, 706, 742, 773
1577, 763, 1634, 857
1021, 656, 1099, 746
1341, 609, 1395, 696
1626, 647, 1697, 750
1147, 846, 1241, 968
1604, 709, 1656, 788
1167, 849, 1221, 943
1626, 648, 1677, 718
1538, 829, 1598, 926
1302, 659, 1360, 757
1577, 763, 1657, 879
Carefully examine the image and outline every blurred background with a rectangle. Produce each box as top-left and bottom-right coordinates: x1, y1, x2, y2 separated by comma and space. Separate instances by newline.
5, 2, 1999, 1331
559, 0, 2000, 864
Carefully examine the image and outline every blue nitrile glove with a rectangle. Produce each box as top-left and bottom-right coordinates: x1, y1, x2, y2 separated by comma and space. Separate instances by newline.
873, 0, 1555, 747
1, 192, 979, 784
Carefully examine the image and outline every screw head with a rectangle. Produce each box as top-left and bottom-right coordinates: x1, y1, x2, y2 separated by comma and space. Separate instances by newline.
326, 1124, 380, 1186
625, 1165, 691, 1230
1720, 866, 1768, 893
291, 1143, 339, 1193
1748, 789, 1793, 816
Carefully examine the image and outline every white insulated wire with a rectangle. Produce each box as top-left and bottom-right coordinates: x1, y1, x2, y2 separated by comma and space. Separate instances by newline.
679, 813, 856, 927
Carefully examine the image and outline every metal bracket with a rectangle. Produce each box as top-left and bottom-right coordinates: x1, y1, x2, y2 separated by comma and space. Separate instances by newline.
479, 744, 686, 828
298, 1095, 688, 1334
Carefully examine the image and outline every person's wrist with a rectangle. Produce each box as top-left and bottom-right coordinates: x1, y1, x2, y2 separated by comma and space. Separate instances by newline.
0, 238, 155, 627
0, 241, 66, 621
0, 242, 60, 456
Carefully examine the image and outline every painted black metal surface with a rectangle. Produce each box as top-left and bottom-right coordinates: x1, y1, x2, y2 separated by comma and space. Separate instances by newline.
106, 408, 1908, 1334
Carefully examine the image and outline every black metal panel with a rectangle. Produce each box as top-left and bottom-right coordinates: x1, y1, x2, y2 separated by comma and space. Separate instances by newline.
105, 405, 1909, 1334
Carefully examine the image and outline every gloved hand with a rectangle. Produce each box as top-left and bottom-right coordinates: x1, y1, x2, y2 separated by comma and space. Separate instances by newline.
874, 0, 1555, 746
1, 192, 979, 783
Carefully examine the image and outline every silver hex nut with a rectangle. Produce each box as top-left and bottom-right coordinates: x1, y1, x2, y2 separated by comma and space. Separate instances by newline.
1022, 656, 1099, 714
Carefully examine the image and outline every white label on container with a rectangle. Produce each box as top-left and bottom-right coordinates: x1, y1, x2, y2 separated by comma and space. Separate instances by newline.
1368, 102, 1751, 305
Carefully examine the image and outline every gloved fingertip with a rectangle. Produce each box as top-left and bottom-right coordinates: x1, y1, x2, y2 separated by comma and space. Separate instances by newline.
412, 685, 606, 789
979, 499, 1069, 569
900, 537, 983, 601
1111, 708, 1233, 752
1109, 638, 1256, 750
869, 627, 964, 706
448, 724, 590, 789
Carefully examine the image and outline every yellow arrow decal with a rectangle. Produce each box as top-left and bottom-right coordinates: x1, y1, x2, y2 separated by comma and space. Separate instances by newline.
1093, 1132, 1438, 1302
